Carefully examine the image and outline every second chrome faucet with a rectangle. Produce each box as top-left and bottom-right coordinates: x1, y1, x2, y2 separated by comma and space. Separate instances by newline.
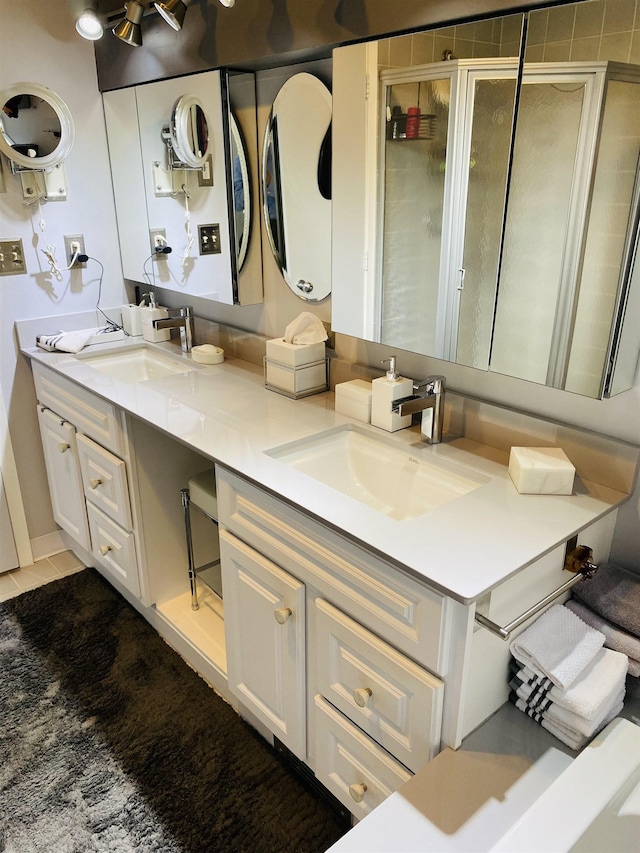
153, 306, 195, 352
393, 375, 446, 444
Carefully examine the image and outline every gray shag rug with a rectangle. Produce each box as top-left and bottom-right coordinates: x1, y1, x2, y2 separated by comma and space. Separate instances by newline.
0, 569, 349, 853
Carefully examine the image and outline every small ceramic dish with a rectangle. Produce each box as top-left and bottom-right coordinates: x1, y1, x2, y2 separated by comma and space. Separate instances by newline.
191, 344, 224, 364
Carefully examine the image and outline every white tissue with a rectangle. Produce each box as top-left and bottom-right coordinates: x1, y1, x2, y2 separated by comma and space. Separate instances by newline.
283, 312, 328, 345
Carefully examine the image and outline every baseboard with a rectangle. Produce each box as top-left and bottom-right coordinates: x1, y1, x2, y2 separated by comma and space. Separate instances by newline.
30, 530, 67, 562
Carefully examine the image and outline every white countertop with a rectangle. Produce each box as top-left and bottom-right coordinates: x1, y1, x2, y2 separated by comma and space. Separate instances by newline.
23, 338, 634, 604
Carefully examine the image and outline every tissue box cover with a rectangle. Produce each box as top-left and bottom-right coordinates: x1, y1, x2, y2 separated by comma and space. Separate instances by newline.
335, 380, 372, 423
265, 358, 327, 396
509, 446, 575, 495
266, 337, 326, 367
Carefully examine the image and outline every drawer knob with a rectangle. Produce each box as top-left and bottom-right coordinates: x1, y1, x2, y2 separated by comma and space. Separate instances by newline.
99, 545, 111, 556
89, 478, 102, 490
274, 607, 292, 624
349, 783, 368, 803
58, 442, 71, 453
353, 687, 373, 708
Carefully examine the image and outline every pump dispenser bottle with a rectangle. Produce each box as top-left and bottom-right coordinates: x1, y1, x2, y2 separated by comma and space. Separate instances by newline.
141, 292, 170, 342
370, 356, 413, 432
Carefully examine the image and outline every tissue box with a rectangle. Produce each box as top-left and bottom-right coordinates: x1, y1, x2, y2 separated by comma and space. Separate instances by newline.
266, 338, 326, 367
335, 380, 372, 423
264, 357, 328, 398
509, 446, 575, 495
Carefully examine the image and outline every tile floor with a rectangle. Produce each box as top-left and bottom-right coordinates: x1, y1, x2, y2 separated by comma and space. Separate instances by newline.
0, 551, 85, 602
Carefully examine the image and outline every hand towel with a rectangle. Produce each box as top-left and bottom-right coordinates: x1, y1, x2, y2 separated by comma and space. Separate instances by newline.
511, 647, 628, 720
566, 599, 640, 674
510, 604, 605, 689
36, 328, 97, 354
573, 563, 640, 638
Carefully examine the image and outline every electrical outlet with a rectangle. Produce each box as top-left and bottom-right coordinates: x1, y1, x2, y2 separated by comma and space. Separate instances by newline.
197, 155, 214, 188
64, 234, 86, 268
198, 224, 221, 255
149, 228, 168, 258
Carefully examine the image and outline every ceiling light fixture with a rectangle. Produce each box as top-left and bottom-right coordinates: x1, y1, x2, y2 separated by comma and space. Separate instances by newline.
153, 0, 187, 31
113, 0, 145, 47
218, 0, 235, 6
75, 5, 104, 40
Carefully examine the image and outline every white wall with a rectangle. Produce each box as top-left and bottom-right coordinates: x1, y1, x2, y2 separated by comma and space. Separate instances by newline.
0, 0, 124, 542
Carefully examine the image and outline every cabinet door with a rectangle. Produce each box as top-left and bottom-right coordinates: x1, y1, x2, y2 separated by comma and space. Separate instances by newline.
220, 529, 306, 760
37, 406, 91, 551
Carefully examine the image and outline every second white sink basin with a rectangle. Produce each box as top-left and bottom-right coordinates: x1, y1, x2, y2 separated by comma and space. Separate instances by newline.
267, 425, 489, 521
78, 347, 196, 383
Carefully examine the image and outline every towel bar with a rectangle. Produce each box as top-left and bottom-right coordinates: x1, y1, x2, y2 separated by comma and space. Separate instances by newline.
474, 545, 598, 640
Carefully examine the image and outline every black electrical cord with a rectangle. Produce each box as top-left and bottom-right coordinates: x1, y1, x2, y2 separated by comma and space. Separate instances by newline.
82, 255, 128, 335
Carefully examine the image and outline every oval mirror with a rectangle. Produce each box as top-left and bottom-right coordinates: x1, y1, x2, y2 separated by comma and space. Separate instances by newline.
230, 111, 251, 272
169, 94, 209, 168
263, 73, 332, 302
0, 82, 74, 170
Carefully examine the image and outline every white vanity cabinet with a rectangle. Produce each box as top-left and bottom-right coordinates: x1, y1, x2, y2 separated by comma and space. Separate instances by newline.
217, 466, 447, 816
33, 362, 142, 599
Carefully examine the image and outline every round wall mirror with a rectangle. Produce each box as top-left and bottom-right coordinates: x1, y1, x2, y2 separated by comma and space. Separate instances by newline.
0, 82, 74, 170
230, 112, 251, 272
262, 73, 332, 302
169, 94, 210, 168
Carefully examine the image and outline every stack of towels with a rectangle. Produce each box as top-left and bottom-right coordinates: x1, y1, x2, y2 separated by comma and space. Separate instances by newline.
567, 562, 640, 684
509, 603, 628, 750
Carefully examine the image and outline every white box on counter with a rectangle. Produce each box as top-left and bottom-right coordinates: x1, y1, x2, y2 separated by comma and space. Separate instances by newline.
508, 446, 576, 495
264, 357, 328, 398
335, 379, 372, 423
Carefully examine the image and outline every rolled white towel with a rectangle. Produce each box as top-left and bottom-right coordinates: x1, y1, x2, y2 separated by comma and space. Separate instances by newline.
510, 604, 605, 689
512, 647, 628, 721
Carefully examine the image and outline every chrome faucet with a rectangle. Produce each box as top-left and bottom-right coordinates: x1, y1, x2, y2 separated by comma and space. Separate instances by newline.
153, 306, 195, 352
393, 375, 446, 444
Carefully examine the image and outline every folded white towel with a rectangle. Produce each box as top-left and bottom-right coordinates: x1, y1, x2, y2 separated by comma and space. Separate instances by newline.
510, 604, 605, 689
512, 676, 625, 738
36, 328, 97, 354
513, 647, 628, 720
514, 693, 624, 750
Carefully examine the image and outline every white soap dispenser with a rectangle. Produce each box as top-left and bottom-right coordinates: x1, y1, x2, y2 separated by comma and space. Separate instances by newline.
140, 292, 170, 343
371, 356, 413, 432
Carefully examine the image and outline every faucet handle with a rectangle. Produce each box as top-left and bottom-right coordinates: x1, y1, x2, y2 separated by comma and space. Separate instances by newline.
414, 375, 446, 394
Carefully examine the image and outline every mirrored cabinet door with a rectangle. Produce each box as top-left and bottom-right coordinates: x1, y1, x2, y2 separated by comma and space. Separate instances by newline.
103, 70, 263, 307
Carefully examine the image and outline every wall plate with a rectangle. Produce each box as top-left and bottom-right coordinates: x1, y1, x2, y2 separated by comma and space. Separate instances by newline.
0, 238, 26, 275
198, 224, 221, 255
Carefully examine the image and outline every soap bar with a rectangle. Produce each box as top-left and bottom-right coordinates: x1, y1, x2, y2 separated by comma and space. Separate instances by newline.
509, 446, 575, 495
335, 379, 372, 423
266, 337, 326, 367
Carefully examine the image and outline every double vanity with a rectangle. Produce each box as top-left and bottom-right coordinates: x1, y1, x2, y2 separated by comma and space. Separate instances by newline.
20, 323, 639, 827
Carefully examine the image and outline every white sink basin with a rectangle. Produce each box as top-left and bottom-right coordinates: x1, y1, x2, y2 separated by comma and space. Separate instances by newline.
78, 348, 195, 383
267, 425, 489, 521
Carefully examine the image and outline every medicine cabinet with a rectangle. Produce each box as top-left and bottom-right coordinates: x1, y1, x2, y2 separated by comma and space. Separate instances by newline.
103, 69, 262, 306
332, 4, 640, 399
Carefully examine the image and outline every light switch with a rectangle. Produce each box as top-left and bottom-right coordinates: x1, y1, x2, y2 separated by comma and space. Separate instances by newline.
0, 239, 26, 275
198, 224, 221, 255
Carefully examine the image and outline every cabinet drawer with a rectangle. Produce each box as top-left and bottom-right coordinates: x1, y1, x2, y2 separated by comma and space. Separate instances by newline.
314, 694, 411, 818
77, 434, 132, 530
87, 503, 139, 597
217, 468, 449, 674
33, 361, 122, 455
316, 599, 443, 772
